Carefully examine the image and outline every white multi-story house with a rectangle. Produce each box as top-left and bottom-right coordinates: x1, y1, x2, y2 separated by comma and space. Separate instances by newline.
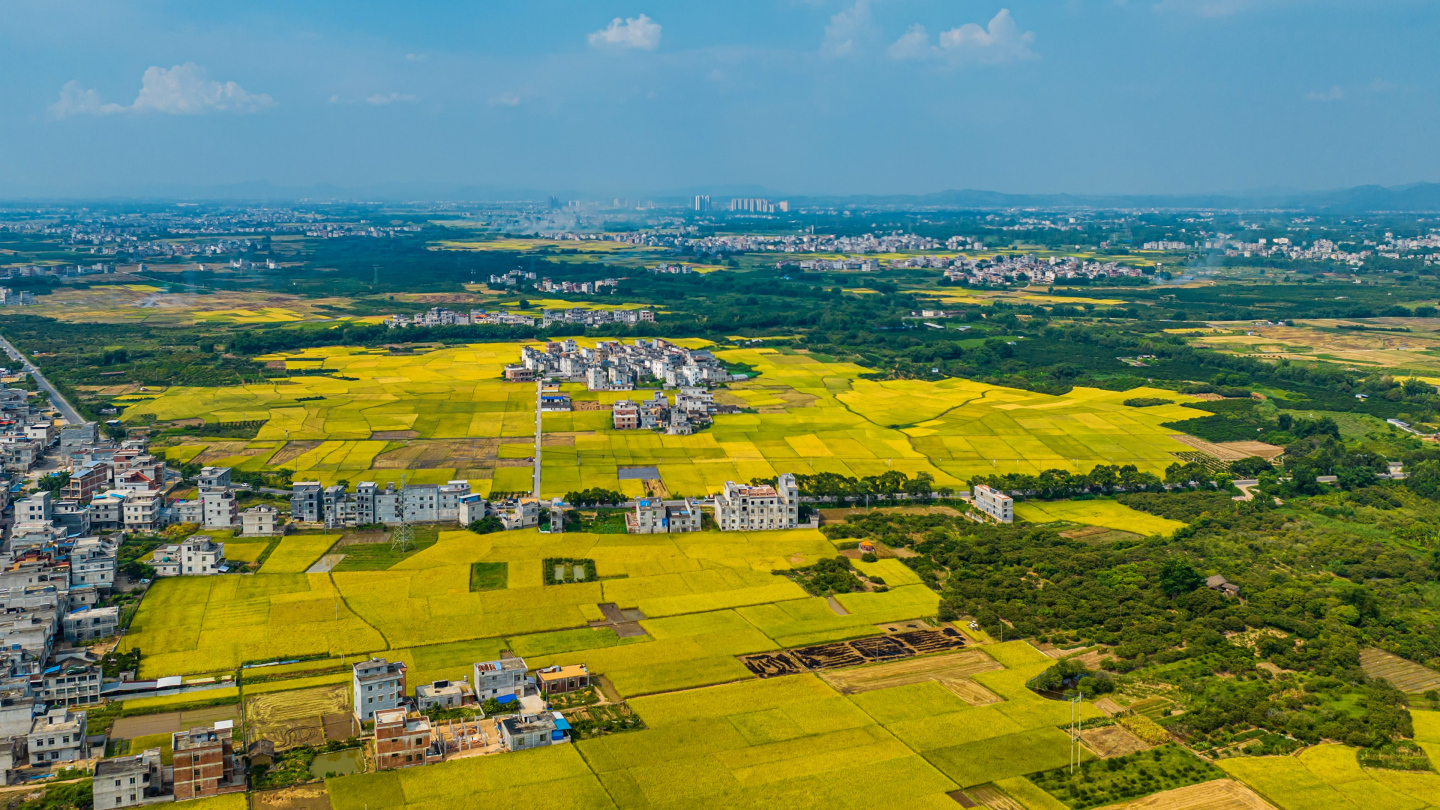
70, 536, 117, 592
16, 491, 52, 523
62, 606, 118, 642
201, 488, 238, 529
972, 484, 1013, 523
713, 473, 799, 531
151, 536, 224, 577
353, 657, 407, 722
122, 491, 164, 533
27, 707, 87, 765
240, 504, 280, 536
473, 658, 527, 701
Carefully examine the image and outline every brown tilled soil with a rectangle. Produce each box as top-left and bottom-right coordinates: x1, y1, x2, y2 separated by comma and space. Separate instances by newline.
941, 679, 1004, 707
270, 441, 325, 465
112, 705, 240, 739
818, 649, 1002, 695
967, 785, 1026, 810
250, 784, 332, 810
1081, 725, 1152, 758
1095, 778, 1278, 810
369, 430, 420, 440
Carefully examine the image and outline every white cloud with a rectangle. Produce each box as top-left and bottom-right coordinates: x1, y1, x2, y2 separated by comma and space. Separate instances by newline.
49, 63, 272, 117
588, 14, 661, 51
489, 93, 521, 107
366, 92, 417, 105
1306, 85, 1344, 102
49, 81, 107, 117
405, 53, 426, 62
889, 9, 1036, 65
823, 0, 873, 58
887, 25, 933, 61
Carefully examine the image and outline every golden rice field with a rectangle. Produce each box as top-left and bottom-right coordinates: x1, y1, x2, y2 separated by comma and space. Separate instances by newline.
1218, 742, 1440, 810
324, 643, 1105, 810
121, 525, 941, 682
128, 343, 1211, 496
1014, 499, 1187, 536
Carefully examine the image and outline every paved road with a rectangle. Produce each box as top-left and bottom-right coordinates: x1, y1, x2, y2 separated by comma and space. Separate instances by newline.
0, 333, 84, 425
533, 379, 543, 498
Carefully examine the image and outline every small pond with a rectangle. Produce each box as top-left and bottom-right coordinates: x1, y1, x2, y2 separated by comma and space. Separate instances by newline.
310, 748, 365, 778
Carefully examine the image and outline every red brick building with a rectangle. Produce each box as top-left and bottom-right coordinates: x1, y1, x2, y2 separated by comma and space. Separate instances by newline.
374, 708, 442, 771
171, 727, 246, 800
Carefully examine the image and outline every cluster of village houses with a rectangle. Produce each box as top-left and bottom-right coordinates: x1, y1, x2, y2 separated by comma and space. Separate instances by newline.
383, 306, 656, 330
286, 472, 804, 536
506, 338, 735, 390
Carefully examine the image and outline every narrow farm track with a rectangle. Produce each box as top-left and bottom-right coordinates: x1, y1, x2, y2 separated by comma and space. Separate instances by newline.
329, 571, 391, 652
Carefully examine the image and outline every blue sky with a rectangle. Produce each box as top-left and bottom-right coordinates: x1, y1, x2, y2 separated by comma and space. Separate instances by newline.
2, 0, 1438, 197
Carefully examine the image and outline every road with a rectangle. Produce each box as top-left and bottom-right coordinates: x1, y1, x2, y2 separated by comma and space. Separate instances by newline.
533, 379, 543, 498
0, 333, 84, 426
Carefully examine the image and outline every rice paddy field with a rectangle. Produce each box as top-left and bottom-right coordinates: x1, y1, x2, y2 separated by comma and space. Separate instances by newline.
323, 643, 1109, 810
1217, 743, 1440, 810
119, 525, 934, 680
128, 342, 1213, 496
1014, 499, 1188, 536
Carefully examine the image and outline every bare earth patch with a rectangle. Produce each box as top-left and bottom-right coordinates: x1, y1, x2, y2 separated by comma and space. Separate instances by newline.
819, 649, 1003, 696
1094, 778, 1277, 810
1082, 725, 1153, 758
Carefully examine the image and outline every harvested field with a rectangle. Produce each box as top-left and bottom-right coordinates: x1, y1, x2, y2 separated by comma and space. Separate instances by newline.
1168, 434, 1283, 462
877, 620, 934, 633
1359, 647, 1440, 693
819, 649, 1003, 695
743, 627, 971, 678
111, 705, 240, 739
1096, 778, 1277, 810
850, 634, 911, 660
792, 640, 867, 669
893, 627, 969, 654
246, 683, 350, 750
250, 783, 333, 810
968, 784, 1027, 810
323, 712, 357, 741
739, 651, 805, 678
1060, 525, 1144, 544
1081, 725, 1152, 758
943, 680, 1004, 707
372, 439, 499, 469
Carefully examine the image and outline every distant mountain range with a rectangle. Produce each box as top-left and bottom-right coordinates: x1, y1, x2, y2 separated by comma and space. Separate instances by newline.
7, 180, 1440, 212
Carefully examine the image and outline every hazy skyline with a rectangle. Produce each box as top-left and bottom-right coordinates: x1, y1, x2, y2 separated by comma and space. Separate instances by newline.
4, 0, 1439, 198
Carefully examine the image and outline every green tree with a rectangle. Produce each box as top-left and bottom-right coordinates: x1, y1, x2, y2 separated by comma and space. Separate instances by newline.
1159, 558, 1203, 596
468, 516, 505, 534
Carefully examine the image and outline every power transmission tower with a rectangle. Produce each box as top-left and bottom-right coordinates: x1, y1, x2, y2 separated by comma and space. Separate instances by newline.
1070, 693, 1082, 774
391, 474, 412, 554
